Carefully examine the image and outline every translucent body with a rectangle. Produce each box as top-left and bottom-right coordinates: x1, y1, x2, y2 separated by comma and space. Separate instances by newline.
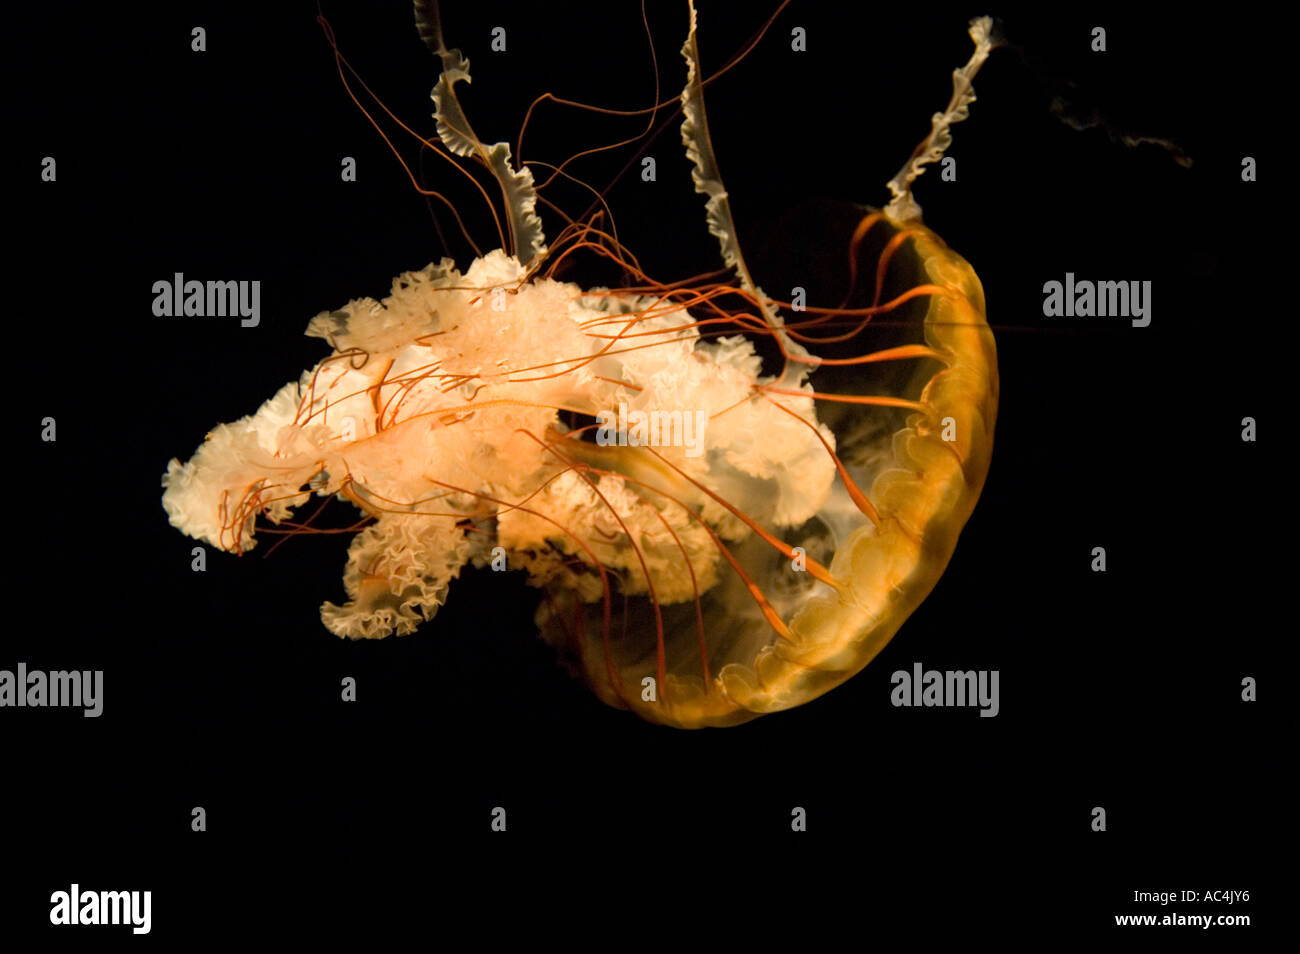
538, 218, 996, 725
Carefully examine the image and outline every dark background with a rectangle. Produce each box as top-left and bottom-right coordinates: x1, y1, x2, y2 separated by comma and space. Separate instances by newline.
4, 0, 1281, 937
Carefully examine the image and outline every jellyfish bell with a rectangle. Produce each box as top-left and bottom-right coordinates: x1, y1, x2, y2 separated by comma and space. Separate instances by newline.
161, 3, 997, 728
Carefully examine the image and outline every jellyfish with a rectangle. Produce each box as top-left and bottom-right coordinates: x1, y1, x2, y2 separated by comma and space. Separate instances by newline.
161, 2, 997, 728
